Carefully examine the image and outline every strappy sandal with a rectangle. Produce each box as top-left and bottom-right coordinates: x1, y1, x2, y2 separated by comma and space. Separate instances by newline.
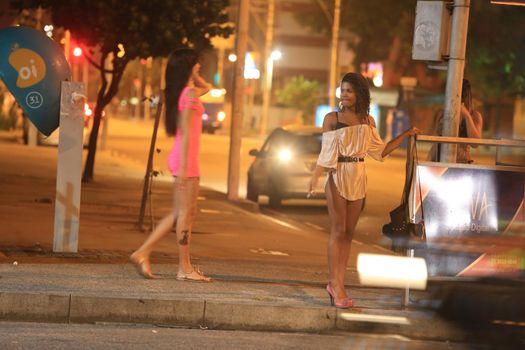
176, 267, 212, 282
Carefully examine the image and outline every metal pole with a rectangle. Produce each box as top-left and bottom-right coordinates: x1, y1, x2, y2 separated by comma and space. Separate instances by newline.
328, 0, 341, 110
441, 0, 470, 163
82, 58, 89, 99
138, 100, 163, 230
227, 0, 249, 200
144, 57, 153, 120
403, 248, 415, 307
260, 0, 274, 136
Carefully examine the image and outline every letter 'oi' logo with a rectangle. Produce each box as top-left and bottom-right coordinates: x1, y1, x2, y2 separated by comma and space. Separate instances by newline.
8, 48, 46, 88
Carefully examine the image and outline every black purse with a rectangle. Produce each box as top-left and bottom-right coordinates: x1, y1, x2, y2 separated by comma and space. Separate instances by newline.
382, 136, 426, 248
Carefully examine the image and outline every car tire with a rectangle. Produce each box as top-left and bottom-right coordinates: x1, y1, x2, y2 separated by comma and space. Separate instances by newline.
268, 186, 282, 208
246, 176, 258, 202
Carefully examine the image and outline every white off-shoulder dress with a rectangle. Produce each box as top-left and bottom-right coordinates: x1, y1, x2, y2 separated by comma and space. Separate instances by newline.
317, 124, 386, 201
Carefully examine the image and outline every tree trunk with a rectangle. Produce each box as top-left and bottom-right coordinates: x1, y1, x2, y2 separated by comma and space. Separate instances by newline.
82, 53, 127, 182
382, 35, 402, 88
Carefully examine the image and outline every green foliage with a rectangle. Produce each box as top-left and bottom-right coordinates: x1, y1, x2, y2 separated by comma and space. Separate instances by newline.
296, 0, 416, 68
277, 76, 322, 124
11, 0, 233, 58
467, 1, 525, 98
295, 0, 525, 99
10, 0, 233, 180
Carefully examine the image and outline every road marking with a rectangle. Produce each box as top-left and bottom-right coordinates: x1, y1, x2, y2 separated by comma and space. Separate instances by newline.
200, 209, 232, 215
493, 320, 525, 327
305, 222, 324, 230
340, 313, 411, 325
260, 214, 301, 231
249, 248, 289, 256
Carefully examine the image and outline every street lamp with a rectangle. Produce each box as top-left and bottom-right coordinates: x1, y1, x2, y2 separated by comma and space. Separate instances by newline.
260, 49, 282, 135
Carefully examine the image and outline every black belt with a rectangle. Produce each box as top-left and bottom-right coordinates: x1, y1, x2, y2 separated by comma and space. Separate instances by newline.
338, 156, 364, 163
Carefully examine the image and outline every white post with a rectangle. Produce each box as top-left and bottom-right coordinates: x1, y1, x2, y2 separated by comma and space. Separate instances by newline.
404, 248, 415, 307
441, 0, 470, 163
328, 0, 341, 110
227, 0, 249, 200
260, 0, 275, 136
53, 81, 85, 252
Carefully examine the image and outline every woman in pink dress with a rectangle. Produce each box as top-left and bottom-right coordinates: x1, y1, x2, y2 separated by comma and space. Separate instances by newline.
130, 48, 211, 281
309, 72, 420, 308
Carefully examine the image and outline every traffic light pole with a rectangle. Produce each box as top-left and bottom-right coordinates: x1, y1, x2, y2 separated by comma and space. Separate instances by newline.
441, 0, 470, 163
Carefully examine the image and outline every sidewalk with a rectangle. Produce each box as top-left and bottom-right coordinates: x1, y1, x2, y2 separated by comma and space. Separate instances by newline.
0, 131, 505, 345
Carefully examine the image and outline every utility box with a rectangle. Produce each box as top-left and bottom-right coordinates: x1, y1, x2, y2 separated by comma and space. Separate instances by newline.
412, 1, 452, 61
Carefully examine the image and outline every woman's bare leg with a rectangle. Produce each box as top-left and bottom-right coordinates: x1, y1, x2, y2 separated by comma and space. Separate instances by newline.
130, 184, 178, 278
338, 198, 363, 295
325, 175, 350, 300
130, 214, 176, 278
175, 177, 200, 273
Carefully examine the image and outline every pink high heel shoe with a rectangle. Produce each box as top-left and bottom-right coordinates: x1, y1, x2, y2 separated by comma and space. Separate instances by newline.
326, 282, 353, 309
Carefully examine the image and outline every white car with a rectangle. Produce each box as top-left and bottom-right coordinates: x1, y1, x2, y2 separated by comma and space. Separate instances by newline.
246, 125, 326, 207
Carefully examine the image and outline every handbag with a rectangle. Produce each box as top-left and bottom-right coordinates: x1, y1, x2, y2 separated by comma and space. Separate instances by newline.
382, 136, 426, 249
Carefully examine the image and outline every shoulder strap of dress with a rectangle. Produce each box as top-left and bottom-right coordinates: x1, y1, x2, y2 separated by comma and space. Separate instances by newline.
335, 111, 338, 122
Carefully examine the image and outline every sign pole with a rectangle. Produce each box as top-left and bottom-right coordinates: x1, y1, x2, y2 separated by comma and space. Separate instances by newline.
53, 81, 85, 252
441, 0, 470, 163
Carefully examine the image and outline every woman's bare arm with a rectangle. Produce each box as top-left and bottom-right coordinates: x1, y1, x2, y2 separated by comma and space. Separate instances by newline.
178, 91, 198, 178
461, 105, 483, 146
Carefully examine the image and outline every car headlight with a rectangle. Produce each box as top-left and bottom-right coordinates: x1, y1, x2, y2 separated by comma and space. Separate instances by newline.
278, 149, 292, 162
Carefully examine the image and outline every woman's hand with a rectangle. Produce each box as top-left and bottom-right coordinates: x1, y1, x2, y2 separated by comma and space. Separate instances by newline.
381, 126, 421, 157
308, 176, 318, 198
405, 126, 421, 137
308, 165, 325, 198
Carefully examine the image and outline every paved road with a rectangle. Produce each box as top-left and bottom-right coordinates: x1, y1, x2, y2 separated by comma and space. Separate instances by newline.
105, 118, 410, 249
0, 322, 488, 350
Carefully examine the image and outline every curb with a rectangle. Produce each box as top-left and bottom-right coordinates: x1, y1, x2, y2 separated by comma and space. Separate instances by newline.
0, 291, 484, 342
228, 198, 260, 213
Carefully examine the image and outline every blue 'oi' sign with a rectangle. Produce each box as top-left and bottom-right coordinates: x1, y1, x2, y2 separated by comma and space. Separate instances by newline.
0, 26, 71, 136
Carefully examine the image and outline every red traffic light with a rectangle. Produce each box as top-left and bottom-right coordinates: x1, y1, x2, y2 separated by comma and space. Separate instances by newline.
73, 47, 82, 57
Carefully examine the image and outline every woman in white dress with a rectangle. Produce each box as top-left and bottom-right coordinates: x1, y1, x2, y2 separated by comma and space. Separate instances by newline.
309, 72, 420, 308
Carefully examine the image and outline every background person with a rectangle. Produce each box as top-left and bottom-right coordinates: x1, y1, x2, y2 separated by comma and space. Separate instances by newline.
309, 72, 420, 308
427, 78, 483, 163
130, 48, 212, 282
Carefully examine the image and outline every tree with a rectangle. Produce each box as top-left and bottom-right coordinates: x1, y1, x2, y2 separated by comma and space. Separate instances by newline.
277, 76, 322, 124
296, 0, 417, 88
466, 1, 525, 100
295, 1, 525, 99
12, 0, 233, 182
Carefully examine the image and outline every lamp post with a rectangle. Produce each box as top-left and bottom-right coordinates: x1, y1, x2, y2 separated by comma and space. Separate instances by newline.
260, 49, 281, 135
227, 0, 250, 201
328, 0, 341, 110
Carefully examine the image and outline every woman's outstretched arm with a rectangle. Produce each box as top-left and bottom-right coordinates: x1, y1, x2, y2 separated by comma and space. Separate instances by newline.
381, 126, 420, 158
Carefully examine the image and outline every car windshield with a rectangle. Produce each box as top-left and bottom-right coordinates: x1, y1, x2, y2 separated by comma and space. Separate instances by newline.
270, 131, 322, 155
292, 134, 322, 154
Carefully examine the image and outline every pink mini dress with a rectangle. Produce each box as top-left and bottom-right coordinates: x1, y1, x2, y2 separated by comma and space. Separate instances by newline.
167, 87, 204, 177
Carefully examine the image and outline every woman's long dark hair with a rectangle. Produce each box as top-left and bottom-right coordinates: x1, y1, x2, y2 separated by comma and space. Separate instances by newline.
461, 78, 473, 113
341, 72, 370, 121
164, 48, 199, 135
